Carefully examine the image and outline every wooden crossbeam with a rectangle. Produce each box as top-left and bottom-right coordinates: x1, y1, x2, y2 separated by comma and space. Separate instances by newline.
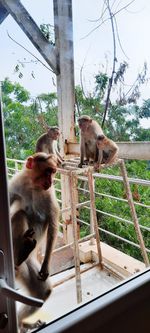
0, 0, 58, 74
0, 2, 9, 23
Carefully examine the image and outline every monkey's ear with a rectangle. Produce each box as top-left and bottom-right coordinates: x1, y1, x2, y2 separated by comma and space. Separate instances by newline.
26, 157, 34, 169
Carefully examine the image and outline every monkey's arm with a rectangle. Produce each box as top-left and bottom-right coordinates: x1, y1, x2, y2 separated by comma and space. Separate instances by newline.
94, 147, 103, 171
56, 150, 65, 164
105, 146, 118, 164
9, 191, 21, 206
39, 213, 58, 281
78, 136, 85, 167
97, 147, 103, 164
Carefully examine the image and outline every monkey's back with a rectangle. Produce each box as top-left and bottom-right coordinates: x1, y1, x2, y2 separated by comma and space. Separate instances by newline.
35, 133, 54, 154
81, 120, 103, 159
90, 120, 103, 137
104, 139, 118, 153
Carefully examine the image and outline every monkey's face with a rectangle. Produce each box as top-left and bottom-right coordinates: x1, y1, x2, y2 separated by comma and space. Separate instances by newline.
49, 128, 60, 140
96, 135, 105, 149
26, 153, 57, 191
35, 166, 56, 190
97, 140, 104, 149
78, 119, 90, 132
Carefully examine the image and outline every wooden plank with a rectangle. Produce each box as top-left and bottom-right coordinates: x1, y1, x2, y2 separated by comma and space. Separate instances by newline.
0, 0, 58, 73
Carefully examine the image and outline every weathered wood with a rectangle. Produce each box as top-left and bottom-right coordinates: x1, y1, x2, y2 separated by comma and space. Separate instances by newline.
54, 0, 76, 149
69, 171, 82, 303
87, 169, 103, 269
119, 159, 149, 266
0, 2, 9, 23
53, 0, 76, 246
0, 0, 58, 74
79, 241, 145, 278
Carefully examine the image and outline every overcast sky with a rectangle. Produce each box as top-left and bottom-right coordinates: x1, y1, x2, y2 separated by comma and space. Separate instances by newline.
0, 0, 150, 109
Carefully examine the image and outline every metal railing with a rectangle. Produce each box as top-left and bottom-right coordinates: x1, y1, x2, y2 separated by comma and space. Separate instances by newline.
6, 158, 150, 261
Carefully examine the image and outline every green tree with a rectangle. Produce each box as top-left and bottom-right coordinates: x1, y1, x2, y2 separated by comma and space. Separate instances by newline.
75, 73, 150, 141
2, 78, 58, 159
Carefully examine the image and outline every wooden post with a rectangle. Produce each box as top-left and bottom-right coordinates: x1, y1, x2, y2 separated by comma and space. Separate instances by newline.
89, 176, 96, 245
69, 171, 82, 303
54, 0, 76, 243
119, 159, 149, 267
87, 168, 103, 269
53, 0, 76, 148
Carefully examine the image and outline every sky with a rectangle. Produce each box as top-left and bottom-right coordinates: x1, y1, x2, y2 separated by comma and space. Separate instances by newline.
0, 0, 150, 117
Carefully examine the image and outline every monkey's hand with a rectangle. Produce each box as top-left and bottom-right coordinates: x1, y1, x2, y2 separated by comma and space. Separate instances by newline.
78, 163, 83, 168
38, 263, 49, 281
94, 162, 100, 171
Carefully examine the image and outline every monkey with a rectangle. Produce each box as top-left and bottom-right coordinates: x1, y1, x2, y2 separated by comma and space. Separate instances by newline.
9, 152, 60, 331
77, 115, 104, 167
35, 126, 64, 165
95, 134, 119, 169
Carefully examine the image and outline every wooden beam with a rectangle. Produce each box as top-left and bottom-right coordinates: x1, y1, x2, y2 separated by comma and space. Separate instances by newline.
54, 0, 76, 148
0, 3, 9, 24
0, 0, 59, 74
53, 0, 76, 245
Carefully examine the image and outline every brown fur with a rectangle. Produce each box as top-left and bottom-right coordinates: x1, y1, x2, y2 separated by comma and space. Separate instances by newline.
96, 134, 119, 167
78, 115, 104, 167
35, 126, 64, 165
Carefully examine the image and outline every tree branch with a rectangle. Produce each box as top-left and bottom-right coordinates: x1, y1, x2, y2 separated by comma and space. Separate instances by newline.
7, 31, 54, 74
102, 0, 117, 128
82, 0, 136, 40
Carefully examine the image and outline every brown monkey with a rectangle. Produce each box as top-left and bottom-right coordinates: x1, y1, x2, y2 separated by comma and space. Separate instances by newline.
78, 115, 104, 167
95, 134, 119, 168
35, 126, 64, 165
9, 152, 60, 330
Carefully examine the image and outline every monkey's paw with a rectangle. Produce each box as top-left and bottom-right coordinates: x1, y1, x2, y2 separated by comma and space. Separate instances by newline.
94, 162, 100, 171
20, 320, 46, 333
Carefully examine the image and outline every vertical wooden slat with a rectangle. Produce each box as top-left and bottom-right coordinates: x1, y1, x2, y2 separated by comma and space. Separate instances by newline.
87, 169, 103, 269
69, 171, 82, 303
119, 159, 149, 266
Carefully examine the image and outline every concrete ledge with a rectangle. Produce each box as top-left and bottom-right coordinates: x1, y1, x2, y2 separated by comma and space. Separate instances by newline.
79, 241, 146, 278
66, 141, 150, 160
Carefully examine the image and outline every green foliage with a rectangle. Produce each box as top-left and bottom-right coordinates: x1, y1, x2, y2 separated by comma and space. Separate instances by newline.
79, 160, 150, 261
139, 99, 150, 119
75, 75, 150, 141
40, 24, 55, 45
75, 85, 104, 122
95, 72, 108, 99
2, 78, 58, 159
